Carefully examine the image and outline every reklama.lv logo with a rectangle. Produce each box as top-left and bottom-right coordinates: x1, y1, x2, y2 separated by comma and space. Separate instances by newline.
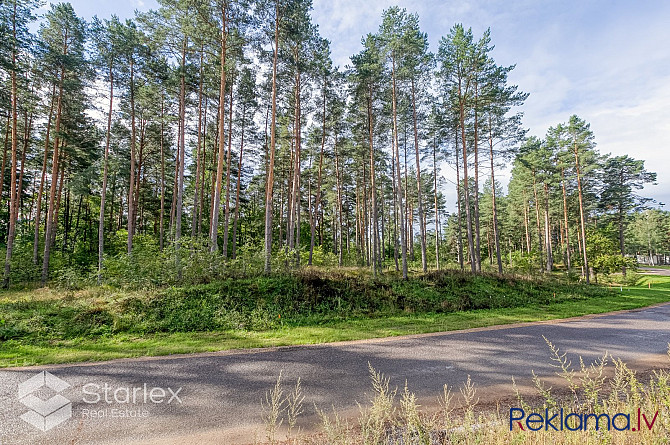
510, 408, 659, 432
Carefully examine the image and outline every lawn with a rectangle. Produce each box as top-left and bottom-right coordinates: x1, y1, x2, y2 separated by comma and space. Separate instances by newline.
1, 271, 669, 368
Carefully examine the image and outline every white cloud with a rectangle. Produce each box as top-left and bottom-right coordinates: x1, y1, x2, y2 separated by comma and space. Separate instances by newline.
311, 0, 670, 209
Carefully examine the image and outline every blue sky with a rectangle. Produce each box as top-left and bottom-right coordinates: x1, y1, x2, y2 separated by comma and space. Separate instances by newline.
41, 0, 670, 207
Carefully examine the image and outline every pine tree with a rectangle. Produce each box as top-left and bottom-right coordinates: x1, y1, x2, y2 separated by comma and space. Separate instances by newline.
263, 0, 281, 273
351, 33, 384, 275
2, 0, 37, 288
562, 115, 598, 282
600, 155, 656, 274
438, 24, 477, 273
91, 15, 123, 283
480, 60, 527, 274
38, 3, 88, 285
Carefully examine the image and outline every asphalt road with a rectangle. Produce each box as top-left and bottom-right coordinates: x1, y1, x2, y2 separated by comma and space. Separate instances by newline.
1, 303, 669, 445
640, 266, 670, 276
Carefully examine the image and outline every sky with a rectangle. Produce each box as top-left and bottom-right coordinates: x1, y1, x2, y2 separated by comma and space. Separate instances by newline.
40, 0, 670, 208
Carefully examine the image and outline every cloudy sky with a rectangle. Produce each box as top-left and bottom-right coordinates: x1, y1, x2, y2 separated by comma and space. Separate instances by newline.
46, 0, 670, 207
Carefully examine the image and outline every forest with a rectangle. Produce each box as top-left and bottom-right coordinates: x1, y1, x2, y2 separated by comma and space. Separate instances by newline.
0, 0, 666, 290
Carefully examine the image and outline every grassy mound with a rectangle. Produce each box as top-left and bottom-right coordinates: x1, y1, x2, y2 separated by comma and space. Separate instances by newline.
0, 270, 610, 342
1, 271, 668, 367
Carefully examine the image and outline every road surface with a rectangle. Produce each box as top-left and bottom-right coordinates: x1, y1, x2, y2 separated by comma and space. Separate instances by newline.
640, 266, 670, 276
1, 303, 669, 444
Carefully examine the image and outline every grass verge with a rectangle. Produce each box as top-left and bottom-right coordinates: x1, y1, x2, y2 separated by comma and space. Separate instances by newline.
1, 271, 669, 368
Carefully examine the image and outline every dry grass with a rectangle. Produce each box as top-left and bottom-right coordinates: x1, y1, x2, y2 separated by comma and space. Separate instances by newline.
259, 343, 670, 444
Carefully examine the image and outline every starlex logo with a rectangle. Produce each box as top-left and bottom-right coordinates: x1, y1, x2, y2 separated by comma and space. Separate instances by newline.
18, 371, 72, 432
510, 407, 659, 432
16, 372, 184, 431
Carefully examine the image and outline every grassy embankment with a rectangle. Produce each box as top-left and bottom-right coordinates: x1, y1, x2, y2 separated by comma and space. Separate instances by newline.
1, 270, 669, 368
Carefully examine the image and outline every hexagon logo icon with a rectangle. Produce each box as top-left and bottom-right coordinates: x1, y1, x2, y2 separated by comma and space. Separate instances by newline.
18, 371, 72, 431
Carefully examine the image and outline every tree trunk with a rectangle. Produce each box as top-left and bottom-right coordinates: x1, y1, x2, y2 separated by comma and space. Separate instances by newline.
309, 82, 327, 267
51, 159, 65, 250
459, 90, 476, 273
307, 149, 313, 263
403, 124, 410, 260
544, 183, 553, 272
134, 119, 144, 234
293, 68, 302, 265
472, 83, 482, 272
191, 46, 204, 239
209, 102, 220, 239
159, 96, 165, 250
127, 56, 136, 254
62, 188, 70, 252
574, 139, 590, 283
70, 194, 82, 252
619, 201, 626, 276
0, 115, 9, 205
3, 5, 19, 288
367, 85, 380, 274
487, 120, 502, 274
618, 168, 626, 275
175, 38, 187, 275
17, 110, 31, 223
98, 65, 114, 283
523, 191, 531, 253
560, 167, 571, 271
365, 170, 370, 266
285, 139, 294, 251
411, 77, 427, 272
169, 116, 179, 238
391, 54, 407, 279
264, 1, 279, 273
433, 136, 440, 270
288, 61, 302, 264
223, 70, 235, 259
198, 97, 208, 237
41, 33, 67, 286
279, 150, 286, 251
391, 137, 399, 271
334, 132, 343, 267
232, 103, 246, 260
455, 128, 464, 271
211, 8, 228, 253
532, 171, 544, 269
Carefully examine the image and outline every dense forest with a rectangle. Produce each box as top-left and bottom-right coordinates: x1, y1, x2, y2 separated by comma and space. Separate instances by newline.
0, 0, 665, 289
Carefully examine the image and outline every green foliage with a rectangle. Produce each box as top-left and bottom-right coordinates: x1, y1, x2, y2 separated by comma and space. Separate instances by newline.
626, 209, 670, 255
6, 238, 40, 283
587, 227, 636, 279
101, 235, 232, 288
508, 250, 541, 276
301, 245, 338, 267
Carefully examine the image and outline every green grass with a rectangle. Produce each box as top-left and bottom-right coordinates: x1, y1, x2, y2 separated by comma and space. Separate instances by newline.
1, 271, 669, 368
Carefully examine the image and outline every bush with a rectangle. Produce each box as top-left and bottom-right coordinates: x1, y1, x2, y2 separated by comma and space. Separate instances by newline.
508, 250, 542, 276
53, 266, 94, 290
